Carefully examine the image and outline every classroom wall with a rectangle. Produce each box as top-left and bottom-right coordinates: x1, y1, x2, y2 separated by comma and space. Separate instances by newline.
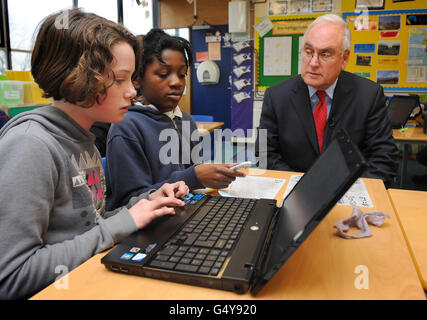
253, 0, 427, 130
341, 0, 426, 12
191, 25, 232, 128
158, 0, 230, 29
157, 0, 427, 133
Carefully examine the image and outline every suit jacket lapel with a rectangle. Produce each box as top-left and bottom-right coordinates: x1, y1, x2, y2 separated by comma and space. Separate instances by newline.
290, 76, 319, 153
324, 71, 353, 145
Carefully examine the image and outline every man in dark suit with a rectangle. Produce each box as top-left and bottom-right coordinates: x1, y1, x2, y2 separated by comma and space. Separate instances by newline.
256, 14, 399, 187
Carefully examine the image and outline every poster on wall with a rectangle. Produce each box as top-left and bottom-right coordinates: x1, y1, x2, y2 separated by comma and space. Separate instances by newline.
354, 19, 377, 30
312, 0, 332, 13
378, 15, 401, 31
289, 0, 311, 14
406, 27, 427, 83
377, 40, 401, 56
268, 0, 287, 16
406, 14, 427, 26
343, 8, 427, 93
355, 0, 384, 10
354, 43, 376, 53
356, 55, 372, 66
263, 36, 292, 76
254, 16, 274, 37
231, 41, 254, 137
377, 70, 399, 85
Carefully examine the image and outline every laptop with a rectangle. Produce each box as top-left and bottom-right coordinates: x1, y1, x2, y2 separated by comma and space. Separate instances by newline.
387, 95, 419, 129
101, 128, 366, 295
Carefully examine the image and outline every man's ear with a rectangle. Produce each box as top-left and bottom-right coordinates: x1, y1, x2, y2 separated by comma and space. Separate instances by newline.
342, 50, 350, 70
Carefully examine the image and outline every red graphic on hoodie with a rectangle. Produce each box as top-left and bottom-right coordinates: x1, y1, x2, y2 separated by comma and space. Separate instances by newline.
87, 167, 104, 203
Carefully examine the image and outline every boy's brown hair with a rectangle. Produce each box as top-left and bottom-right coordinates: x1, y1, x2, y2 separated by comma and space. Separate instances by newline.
31, 8, 140, 108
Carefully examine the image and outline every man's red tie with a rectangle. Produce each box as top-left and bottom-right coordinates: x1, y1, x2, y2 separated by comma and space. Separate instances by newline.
313, 90, 327, 152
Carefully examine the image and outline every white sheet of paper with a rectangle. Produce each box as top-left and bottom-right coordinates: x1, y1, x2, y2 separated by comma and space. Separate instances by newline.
283, 175, 373, 208
336, 179, 373, 207
254, 16, 274, 37
219, 176, 286, 199
263, 36, 292, 76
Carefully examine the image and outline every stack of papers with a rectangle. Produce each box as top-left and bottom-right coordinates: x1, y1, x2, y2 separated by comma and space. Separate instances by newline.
219, 176, 286, 199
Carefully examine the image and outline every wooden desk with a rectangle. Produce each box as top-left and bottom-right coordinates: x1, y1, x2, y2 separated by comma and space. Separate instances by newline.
393, 125, 427, 187
196, 121, 224, 135
31, 169, 425, 300
388, 188, 427, 291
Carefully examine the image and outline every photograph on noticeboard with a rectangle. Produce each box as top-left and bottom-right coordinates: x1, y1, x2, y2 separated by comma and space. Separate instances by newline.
355, 0, 384, 10
377, 70, 399, 85
289, 0, 311, 14
356, 55, 372, 66
377, 40, 401, 56
354, 19, 377, 31
378, 15, 401, 31
268, 0, 287, 16
312, 0, 333, 13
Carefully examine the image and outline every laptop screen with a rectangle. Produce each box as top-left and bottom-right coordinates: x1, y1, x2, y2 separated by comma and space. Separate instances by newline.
251, 129, 366, 294
387, 95, 419, 129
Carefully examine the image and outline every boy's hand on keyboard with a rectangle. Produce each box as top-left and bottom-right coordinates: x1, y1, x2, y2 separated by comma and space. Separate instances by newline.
129, 197, 185, 229
150, 181, 189, 200
195, 163, 246, 190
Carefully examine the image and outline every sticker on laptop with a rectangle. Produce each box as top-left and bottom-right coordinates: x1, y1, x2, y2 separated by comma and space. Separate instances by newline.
132, 253, 147, 262
120, 253, 134, 260
145, 243, 157, 253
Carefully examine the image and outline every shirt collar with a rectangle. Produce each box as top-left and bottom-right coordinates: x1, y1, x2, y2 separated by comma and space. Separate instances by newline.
308, 79, 338, 100
146, 104, 183, 120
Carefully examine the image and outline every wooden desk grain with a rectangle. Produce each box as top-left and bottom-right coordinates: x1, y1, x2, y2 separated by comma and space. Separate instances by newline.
31, 170, 425, 300
393, 125, 427, 143
388, 188, 427, 291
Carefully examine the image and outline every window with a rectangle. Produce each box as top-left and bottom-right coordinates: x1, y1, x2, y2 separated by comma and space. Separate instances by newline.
7, 0, 73, 70
8, 0, 73, 51
0, 3, 4, 48
78, 0, 118, 22
2, 0, 155, 73
123, 0, 153, 36
11, 51, 31, 71
164, 28, 190, 41
0, 50, 7, 74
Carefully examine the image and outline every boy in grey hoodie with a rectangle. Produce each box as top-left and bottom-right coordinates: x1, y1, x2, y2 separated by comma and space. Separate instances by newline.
0, 9, 188, 299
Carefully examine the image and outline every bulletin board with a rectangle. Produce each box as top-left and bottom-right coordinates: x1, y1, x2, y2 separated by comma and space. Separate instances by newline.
255, 8, 427, 94
343, 9, 427, 93
255, 14, 322, 91
191, 25, 233, 129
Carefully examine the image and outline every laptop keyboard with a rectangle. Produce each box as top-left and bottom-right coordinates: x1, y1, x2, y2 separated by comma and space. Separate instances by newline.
147, 196, 256, 276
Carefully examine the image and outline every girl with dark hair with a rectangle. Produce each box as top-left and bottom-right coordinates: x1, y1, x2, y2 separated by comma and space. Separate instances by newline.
105, 28, 244, 211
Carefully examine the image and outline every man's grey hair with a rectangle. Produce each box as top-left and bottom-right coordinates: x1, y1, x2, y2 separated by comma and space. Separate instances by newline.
302, 14, 351, 53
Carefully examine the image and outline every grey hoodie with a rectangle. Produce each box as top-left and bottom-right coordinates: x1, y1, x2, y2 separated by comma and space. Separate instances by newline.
0, 106, 148, 299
